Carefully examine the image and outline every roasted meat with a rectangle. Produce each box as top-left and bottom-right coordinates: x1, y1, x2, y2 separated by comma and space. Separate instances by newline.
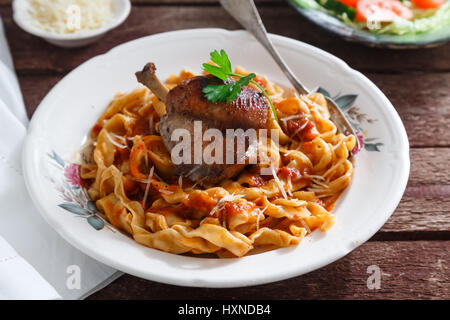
166, 75, 269, 130
136, 63, 269, 185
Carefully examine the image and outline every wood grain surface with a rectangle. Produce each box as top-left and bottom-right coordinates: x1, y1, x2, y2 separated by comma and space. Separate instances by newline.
1, 0, 448, 299
89, 241, 449, 300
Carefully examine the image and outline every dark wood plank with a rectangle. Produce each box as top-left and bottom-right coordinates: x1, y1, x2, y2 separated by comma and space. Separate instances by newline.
408, 148, 450, 186
368, 73, 450, 147
18, 75, 61, 116
382, 189, 450, 234
2, 5, 450, 74
18, 72, 450, 147
87, 241, 450, 300
380, 148, 450, 234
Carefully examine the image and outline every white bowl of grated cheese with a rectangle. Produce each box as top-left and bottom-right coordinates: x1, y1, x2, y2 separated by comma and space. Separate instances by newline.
13, 0, 131, 48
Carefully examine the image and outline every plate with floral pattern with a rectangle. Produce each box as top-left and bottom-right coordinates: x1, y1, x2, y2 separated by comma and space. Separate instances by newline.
22, 29, 409, 287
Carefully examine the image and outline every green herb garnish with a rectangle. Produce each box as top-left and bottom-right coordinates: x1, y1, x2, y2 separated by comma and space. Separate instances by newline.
202, 49, 278, 123
316, 0, 356, 21
203, 73, 255, 103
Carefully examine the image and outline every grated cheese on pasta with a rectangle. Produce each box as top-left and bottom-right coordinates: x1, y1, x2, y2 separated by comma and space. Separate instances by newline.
271, 166, 288, 200
142, 166, 155, 206
28, 0, 115, 34
104, 131, 127, 149
209, 193, 244, 217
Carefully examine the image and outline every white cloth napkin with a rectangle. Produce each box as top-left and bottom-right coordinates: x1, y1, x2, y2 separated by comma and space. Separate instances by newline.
0, 19, 121, 300
0, 235, 59, 299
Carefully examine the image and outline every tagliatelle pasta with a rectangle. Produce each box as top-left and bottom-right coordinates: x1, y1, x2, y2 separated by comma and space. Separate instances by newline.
80, 67, 356, 257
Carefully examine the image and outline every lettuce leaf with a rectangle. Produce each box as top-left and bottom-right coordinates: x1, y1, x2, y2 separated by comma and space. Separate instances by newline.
377, 2, 450, 35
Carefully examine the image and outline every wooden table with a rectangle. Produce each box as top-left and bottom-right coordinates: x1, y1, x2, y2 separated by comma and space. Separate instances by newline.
1, 0, 448, 300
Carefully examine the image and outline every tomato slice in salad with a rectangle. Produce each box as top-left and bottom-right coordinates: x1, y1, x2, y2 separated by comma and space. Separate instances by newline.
340, 0, 358, 7
356, 0, 414, 22
411, 0, 445, 9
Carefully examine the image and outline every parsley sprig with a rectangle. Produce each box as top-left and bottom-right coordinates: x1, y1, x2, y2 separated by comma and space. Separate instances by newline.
202, 50, 278, 123
203, 73, 255, 103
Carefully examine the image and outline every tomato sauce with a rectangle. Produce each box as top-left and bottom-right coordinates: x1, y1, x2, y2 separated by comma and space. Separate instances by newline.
114, 147, 130, 167
183, 192, 217, 213
92, 123, 102, 136
247, 174, 267, 187
315, 198, 326, 208
214, 201, 254, 223
277, 167, 312, 184
148, 192, 217, 219
283, 117, 318, 142
253, 76, 266, 88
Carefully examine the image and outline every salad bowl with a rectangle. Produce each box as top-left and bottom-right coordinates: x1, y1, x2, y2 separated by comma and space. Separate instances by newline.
288, 0, 450, 48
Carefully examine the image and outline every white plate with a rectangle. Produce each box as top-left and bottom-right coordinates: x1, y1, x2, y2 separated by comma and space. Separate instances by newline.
22, 28, 409, 288
13, 0, 131, 48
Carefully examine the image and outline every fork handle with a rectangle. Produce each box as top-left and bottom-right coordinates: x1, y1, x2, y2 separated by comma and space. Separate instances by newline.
220, 0, 309, 95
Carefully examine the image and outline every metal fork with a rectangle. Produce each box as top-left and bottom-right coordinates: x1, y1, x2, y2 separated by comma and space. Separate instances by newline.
220, 0, 361, 151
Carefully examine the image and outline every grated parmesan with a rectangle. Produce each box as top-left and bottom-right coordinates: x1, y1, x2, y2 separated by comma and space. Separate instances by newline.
208, 193, 244, 217
271, 166, 288, 200
28, 0, 115, 34
287, 175, 293, 197
291, 121, 308, 138
280, 114, 303, 123
300, 219, 311, 234
312, 180, 329, 189
110, 132, 127, 144
333, 140, 343, 150
104, 131, 127, 149
303, 173, 325, 181
256, 205, 268, 230
142, 166, 154, 206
